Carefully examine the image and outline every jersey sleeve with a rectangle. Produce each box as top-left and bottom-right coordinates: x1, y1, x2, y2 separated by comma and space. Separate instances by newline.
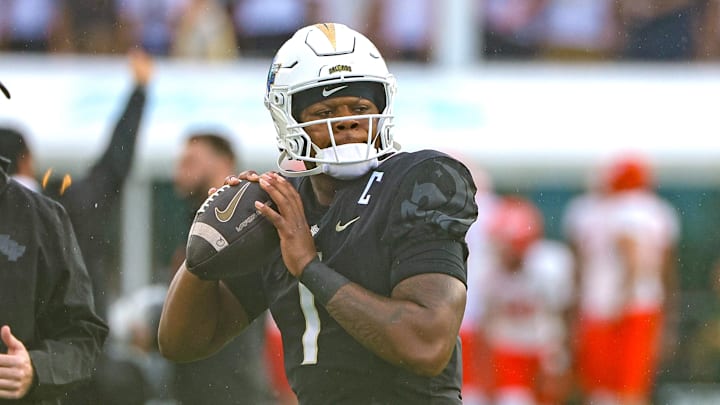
222, 270, 269, 322
385, 155, 478, 286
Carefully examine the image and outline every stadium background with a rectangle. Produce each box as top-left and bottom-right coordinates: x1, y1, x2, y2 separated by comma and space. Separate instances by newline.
1, 0, 720, 403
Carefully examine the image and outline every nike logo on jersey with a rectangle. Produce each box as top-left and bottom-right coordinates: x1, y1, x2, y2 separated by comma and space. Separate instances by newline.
335, 216, 360, 232
215, 182, 251, 222
322, 85, 348, 97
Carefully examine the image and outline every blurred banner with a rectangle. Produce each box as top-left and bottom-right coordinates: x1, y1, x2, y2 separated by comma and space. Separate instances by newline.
1, 54, 719, 185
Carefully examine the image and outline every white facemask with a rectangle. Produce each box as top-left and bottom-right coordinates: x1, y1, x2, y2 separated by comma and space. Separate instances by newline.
318, 143, 379, 180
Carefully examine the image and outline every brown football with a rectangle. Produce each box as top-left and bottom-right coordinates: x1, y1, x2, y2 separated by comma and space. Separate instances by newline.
185, 181, 280, 279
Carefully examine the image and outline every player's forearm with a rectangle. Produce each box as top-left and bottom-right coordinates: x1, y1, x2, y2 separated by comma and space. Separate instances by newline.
323, 274, 464, 377
158, 264, 226, 361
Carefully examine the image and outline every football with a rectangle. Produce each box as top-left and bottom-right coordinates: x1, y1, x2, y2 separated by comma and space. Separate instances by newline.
185, 180, 280, 279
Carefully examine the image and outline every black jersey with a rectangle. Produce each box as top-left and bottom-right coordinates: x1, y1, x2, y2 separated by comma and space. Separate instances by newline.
225, 150, 478, 404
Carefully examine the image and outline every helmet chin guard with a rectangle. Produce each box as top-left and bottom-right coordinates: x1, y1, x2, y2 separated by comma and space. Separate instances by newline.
265, 23, 400, 178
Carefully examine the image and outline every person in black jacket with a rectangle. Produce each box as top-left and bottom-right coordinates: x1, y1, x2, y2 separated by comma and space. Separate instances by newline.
0, 154, 109, 404
0, 49, 153, 318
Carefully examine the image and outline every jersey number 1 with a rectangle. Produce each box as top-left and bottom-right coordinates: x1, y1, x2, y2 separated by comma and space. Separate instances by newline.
298, 251, 323, 365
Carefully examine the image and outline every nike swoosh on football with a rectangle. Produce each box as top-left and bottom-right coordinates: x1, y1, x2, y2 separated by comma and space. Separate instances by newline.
215, 182, 251, 223
322, 85, 348, 97
335, 216, 360, 232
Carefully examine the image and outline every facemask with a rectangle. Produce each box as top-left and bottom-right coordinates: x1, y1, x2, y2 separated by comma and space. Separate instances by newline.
318, 143, 379, 180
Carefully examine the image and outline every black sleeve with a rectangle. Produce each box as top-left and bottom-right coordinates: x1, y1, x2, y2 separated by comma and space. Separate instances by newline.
60, 84, 147, 214
25, 202, 109, 401
222, 271, 269, 322
385, 156, 478, 286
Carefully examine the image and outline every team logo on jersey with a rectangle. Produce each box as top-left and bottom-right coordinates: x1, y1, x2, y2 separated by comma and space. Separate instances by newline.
0, 234, 25, 262
335, 216, 360, 232
400, 161, 475, 235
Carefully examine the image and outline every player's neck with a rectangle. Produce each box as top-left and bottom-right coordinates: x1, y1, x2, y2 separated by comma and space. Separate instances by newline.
310, 174, 337, 207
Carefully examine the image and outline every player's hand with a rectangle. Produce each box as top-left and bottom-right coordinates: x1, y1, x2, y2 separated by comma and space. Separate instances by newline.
0, 326, 34, 400
208, 170, 260, 196
255, 172, 316, 277
129, 48, 154, 86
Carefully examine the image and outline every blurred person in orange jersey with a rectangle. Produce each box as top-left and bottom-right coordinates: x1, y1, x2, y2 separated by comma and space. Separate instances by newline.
476, 196, 576, 405
562, 153, 681, 405
478, 196, 575, 405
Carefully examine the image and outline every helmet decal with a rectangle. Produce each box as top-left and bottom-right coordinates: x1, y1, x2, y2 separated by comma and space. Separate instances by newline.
329, 65, 352, 74
266, 62, 281, 93
314, 23, 338, 50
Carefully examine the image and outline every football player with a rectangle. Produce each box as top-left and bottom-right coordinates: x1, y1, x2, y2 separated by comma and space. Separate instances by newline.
479, 196, 575, 405
159, 23, 478, 403
562, 154, 680, 405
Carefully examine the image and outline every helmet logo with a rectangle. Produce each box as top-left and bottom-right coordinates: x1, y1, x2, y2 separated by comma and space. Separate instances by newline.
266, 62, 281, 93
322, 85, 348, 97
314, 23, 338, 50
329, 64, 352, 75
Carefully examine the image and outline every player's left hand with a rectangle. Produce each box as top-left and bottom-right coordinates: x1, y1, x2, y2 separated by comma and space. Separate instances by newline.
0, 326, 34, 399
255, 172, 317, 277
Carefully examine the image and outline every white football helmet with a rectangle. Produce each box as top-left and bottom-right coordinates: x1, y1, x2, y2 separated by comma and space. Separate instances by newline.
264, 23, 400, 178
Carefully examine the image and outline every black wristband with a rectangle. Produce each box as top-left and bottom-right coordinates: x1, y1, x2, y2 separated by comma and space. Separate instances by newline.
298, 258, 350, 306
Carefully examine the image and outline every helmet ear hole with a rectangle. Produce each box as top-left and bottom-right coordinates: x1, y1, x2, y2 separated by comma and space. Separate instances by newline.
271, 92, 285, 106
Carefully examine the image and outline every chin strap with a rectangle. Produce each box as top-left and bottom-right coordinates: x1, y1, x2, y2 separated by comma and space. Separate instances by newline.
276, 140, 402, 178
276, 151, 322, 177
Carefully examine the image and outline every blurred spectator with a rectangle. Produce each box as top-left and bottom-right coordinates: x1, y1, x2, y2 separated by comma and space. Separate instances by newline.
172, 0, 239, 60
115, 0, 189, 56
231, 0, 307, 58
562, 153, 681, 405
0, 50, 152, 319
0, 0, 64, 52
541, 0, 619, 61
615, 0, 702, 60
482, 0, 550, 60
59, 0, 124, 54
168, 132, 273, 404
476, 196, 575, 405
694, 0, 720, 59
366, 0, 436, 62
104, 284, 174, 403
305, 0, 370, 31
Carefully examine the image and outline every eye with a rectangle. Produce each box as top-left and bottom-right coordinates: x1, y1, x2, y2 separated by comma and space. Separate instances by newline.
305, 108, 332, 120
315, 110, 333, 118
353, 105, 370, 114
